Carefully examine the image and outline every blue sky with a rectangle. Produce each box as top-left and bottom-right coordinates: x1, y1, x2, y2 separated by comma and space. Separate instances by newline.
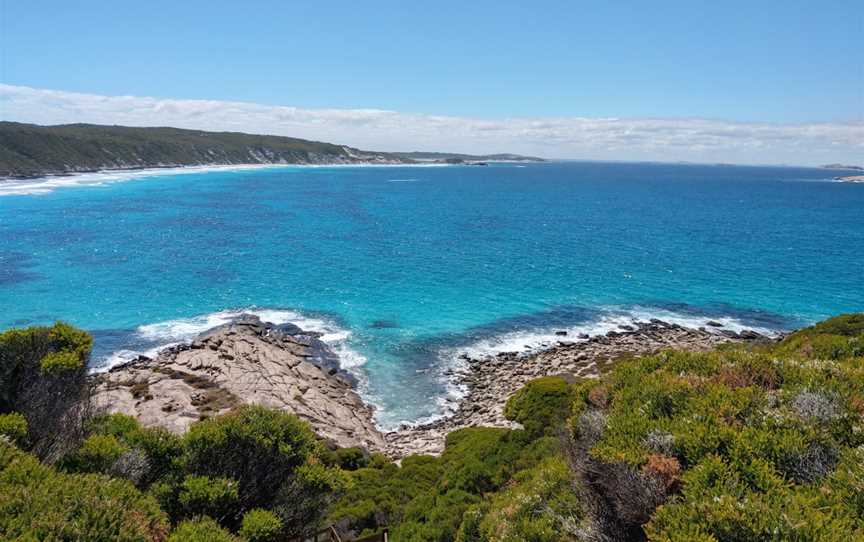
1, 1, 862, 163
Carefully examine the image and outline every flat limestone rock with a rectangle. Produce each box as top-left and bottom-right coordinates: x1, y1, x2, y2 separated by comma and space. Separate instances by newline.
94, 315, 385, 451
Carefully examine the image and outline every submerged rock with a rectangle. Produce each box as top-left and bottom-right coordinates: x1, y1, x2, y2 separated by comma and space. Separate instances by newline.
94, 315, 384, 450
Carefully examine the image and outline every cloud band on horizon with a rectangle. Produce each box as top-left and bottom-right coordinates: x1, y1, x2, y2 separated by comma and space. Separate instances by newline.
1, 84, 861, 165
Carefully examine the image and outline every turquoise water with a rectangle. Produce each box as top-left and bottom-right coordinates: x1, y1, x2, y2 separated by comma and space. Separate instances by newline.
1, 162, 862, 426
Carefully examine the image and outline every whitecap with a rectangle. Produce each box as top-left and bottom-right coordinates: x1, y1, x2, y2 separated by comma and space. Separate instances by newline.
95, 307, 367, 373
0, 163, 450, 196
428, 304, 786, 421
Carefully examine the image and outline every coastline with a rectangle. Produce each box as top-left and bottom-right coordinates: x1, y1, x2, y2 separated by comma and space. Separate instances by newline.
93, 312, 776, 458
383, 319, 773, 457
94, 314, 386, 450
0, 161, 454, 196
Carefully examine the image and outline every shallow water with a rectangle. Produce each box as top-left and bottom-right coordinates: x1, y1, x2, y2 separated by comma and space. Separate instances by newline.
1, 161, 862, 426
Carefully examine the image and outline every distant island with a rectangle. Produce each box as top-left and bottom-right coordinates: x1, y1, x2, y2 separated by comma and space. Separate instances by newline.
821, 163, 863, 171
0, 122, 543, 179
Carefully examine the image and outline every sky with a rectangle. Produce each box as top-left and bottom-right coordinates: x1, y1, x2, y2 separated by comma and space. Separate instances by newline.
1, 0, 862, 164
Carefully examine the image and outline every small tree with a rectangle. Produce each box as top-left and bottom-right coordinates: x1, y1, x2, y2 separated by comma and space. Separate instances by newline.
0, 322, 95, 461
182, 405, 348, 535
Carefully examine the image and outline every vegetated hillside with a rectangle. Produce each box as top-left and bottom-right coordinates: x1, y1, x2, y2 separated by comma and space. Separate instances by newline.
1, 314, 862, 541
0, 122, 409, 178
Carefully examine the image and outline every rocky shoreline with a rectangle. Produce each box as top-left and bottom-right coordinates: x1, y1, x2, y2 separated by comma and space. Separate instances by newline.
93, 315, 385, 450
383, 320, 776, 457
94, 314, 777, 459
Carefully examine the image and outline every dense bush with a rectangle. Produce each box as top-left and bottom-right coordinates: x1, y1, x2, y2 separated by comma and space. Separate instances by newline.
0, 412, 27, 446
183, 404, 348, 535
240, 508, 283, 542
90, 413, 183, 485
325, 445, 372, 470
0, 322, 94, 460
329, 454, 442, 537
457, 456, 587, 542
61, 433, 129, 473
178, 475, 240, 523
330, 425, 562, 540
2, 313, 861, 541
167, 516, 240, 542
568, 315, 864, 541
503, 376, 575, 437
0, 440, 169, 541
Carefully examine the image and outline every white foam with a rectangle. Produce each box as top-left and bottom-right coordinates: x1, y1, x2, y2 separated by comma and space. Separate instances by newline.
0, 163, 451, 196
428, 305, 784, 422
0, 164, 292, 196
95, 307, 366, 372
618, 305, 779, 336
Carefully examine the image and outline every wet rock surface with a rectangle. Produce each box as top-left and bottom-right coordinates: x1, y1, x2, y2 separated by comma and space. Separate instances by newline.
94, 315, 384, 450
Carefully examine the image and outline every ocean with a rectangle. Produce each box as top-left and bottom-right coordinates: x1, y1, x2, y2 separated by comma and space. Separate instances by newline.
1, 161, 862, 427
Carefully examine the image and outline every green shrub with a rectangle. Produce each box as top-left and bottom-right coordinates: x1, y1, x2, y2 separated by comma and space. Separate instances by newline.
469, 456, 587, 542
569, 316, 864, 540
503, 376, 575, 437
0, 440, 169, 541
90, 413, 183, 485
178, 475, 239, 523
62, 433, 129, 473
332, 446, 370, 470
182, 405, 346, 537
394, 489, 480, 542
0, 412, 27, 446
795, 313, 864, 337
272, 461, 350, 537
772, 313, 864, 360
168, 516, 239, 542
440, 427, 537, 494
0, 321, 94, 460
240, 508, 283, 542
330, 422, 562, 541
40, 350, 86, 373
328, 454, 442, 537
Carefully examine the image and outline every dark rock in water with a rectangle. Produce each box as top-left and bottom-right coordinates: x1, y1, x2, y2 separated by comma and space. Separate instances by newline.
578, 333, 590, 339
739, 329, 763, 340
555, 330, 568, 336
650, 318, 666, 325
370, 319, 399, 329
275, 322, 305, 335
706, 320, 724, 328
618, 324, 635, 332
558, 341, 575, 347
719, 329, 741, 339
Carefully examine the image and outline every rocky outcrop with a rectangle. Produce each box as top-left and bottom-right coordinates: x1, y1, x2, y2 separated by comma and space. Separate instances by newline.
384, 321, 775, 457
94, 315, 384, 450
836, 175, 864, 183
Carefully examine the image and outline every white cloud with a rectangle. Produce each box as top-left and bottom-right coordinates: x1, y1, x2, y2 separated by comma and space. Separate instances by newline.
1, 84, 861, 165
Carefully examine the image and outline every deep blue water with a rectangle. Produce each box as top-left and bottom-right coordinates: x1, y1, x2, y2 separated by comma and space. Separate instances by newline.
1, 162, 862, 426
